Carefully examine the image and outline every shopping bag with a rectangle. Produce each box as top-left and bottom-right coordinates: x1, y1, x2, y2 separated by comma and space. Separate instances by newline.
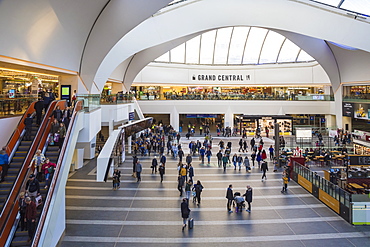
54, 133, 60, 142
35, 195, 43, 208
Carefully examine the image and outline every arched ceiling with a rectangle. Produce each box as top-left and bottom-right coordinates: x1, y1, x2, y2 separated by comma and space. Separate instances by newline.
1, 0, 370, 94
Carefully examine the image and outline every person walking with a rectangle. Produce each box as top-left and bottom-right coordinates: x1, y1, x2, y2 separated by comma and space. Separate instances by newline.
29, 149, 45, 179
188, 164, 194, 182
24, 113, 33, 141
135, 160, 143, 182
178, 149, 184, 162
160, 154, 167, 166
250, 138, 255, 151
216, 150, 223, 167
158, 163, 165, 182
261, 149, 267, 160
269, 145, 274, 160
186, 154, 192, 166
237, 154, 243, 171
251, 151, 256, 167
178, 175, 185, 196
25, 197, 37, 242
243, 185, 253, 212
205, 148, 212, 164
185, 179, 193, 200
181, 198, 191, 231
0, 149, 9, 182
244, 156, 251, 172
222, 155, 228, 172
18, 192, 27, 231
151, 157, 158, 174
226, 184, 234, 213
25, 174, 40, 201
232, 153, 237, 170
281, 172, 289, 193
261, 160, 268, 181
256, 151, 262, 168
34, 97, 44, 126
193, 180, 204, 206
112, 169, 121, 190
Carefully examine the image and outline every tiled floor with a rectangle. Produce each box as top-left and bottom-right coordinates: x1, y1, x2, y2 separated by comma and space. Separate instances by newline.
60, 136, 370, 247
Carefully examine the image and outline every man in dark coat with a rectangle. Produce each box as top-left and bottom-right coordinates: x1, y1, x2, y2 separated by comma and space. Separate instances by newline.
226, 184, 234, 213
34, 97, 44, 125
160, 155, 166, 166
24, 113, 33, 141
243, 185, 253, 212
261, 161, 268, 181
186, 154, 192, 166
25, 197, 37, 242
151, 157, 158, 174
181, 198, 190, 231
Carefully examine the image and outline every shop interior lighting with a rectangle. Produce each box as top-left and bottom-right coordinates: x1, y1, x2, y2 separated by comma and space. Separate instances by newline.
0, 67, 59, 78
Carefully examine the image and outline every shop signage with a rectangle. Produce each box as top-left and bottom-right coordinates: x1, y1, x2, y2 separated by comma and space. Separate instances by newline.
342, 103, 354, 117
129, 112, 135, 121
192, 74, 251, 82
349, 155, 370, 165
186, 114, 217, 118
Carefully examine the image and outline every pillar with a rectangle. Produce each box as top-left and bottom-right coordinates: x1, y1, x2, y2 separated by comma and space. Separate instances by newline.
170, 106, 179, 131
224, 107, 233, 128
334, 86, 343, 129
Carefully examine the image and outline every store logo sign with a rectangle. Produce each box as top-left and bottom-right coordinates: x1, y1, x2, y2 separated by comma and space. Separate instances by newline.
192, 74, 251, 81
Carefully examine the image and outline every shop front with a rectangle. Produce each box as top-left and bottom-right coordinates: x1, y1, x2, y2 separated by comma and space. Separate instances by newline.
236, 115, 293, 136
0, 67, 60, 117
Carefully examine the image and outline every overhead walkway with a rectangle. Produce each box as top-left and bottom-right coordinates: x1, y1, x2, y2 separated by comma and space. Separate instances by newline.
61, 136, 370, 246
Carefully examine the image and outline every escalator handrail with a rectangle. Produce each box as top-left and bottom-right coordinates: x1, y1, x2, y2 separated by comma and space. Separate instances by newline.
0, 100, 62, 245
5, 101, 37, 156
32, 101, 83, 246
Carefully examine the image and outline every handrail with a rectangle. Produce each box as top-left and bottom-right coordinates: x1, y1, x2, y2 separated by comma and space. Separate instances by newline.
32, 101, 83, 246
0, 100, 65, 246
4, 101, 36, 156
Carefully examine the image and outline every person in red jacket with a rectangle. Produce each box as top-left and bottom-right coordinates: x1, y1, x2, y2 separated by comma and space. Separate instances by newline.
41, 158, 56, 189
25, 197, 37, 242
261, 150, 267, 160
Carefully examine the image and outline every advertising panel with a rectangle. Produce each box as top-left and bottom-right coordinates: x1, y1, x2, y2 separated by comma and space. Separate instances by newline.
354, 103, 369, 120
319, 189, 340, 214
342, 103, 354, 117
298, 175, 312, 193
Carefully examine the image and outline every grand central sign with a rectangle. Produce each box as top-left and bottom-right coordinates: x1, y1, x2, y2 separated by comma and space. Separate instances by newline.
192, 74, 251, 81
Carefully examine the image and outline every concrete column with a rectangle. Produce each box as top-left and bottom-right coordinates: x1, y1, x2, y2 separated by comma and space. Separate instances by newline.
128, 136, 132, 154
170, 106, 179, 131
83, 136, 96, 159
334, 86, 343, 129
325, 114, 336, 130
224, 107, 233, 128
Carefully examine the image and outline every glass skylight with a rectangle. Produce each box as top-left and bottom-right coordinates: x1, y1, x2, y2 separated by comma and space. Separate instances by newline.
199, 30, 216, 64
155, 27, 315, 65
310, 0, 370, 16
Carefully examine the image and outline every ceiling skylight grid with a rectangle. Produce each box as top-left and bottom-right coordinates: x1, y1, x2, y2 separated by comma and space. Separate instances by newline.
155, 26, 315, 65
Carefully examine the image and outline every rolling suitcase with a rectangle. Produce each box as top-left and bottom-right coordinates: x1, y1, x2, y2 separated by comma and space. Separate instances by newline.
188, 218, 194, 229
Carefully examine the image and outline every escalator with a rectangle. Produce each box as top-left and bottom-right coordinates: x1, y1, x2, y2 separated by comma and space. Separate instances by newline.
0, 100, 67, 247
0, 103, 38, 212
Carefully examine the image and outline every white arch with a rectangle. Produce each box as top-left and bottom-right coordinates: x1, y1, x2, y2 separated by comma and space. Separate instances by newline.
92, 0, 370, 92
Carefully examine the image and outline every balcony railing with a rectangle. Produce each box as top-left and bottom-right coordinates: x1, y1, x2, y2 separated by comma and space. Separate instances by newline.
135, 93, 333, 101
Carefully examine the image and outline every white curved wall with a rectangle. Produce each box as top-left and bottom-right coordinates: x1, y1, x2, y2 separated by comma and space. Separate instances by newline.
133, 62, 330, 85
97, 0, 370, 92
